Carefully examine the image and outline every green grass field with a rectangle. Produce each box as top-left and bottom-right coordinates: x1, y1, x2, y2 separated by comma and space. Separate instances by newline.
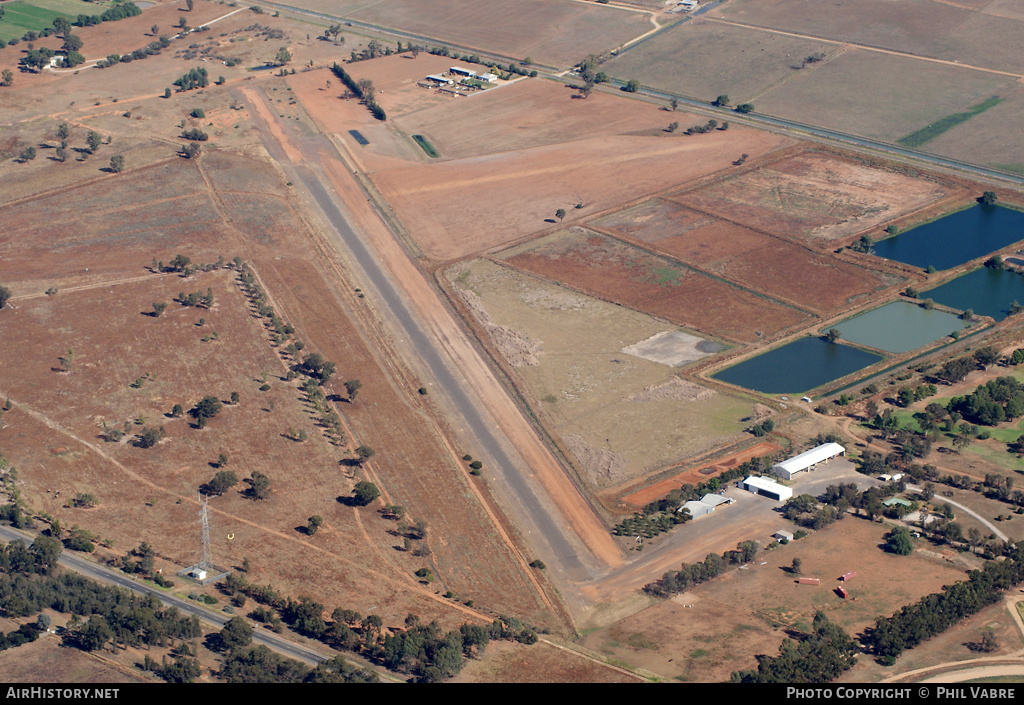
897, 96, 1004, 148
0, 0, 113, 42
412, 134, 439, 158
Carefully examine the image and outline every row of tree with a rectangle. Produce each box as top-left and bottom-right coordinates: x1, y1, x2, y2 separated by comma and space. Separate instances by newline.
220, 572, 536, 681
863, 542, 1024, 659
329, 63, 386, 121
731, 612, 857, 682
643, 540, 760, 597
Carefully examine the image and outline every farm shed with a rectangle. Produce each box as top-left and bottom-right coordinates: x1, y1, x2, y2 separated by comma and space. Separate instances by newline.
478, 73, 498, 83
772, 442, 845, 480
426, 74, 454, 85
677, 493, 734, 520
741, 476, 793, 502
774, 530, 794, 541
449, 66, 476, 77
680, 500, 715, 519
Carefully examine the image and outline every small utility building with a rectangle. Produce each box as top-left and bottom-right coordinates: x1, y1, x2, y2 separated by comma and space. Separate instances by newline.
772, 442, 845, 481
742, 476, 793, 502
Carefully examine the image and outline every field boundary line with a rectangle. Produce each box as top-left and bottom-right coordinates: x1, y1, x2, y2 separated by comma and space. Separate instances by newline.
702, 16, 1024, 80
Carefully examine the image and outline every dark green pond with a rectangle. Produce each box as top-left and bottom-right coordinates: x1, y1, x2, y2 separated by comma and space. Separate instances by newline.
926, 266, 1024, 321
835, 301, 964, 353
873, 204, 1024, 271
713, 337, 883, 395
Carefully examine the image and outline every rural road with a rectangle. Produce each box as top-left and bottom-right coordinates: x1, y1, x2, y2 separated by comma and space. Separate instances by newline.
0, 524, 348, 670
907, 484, 1011, 542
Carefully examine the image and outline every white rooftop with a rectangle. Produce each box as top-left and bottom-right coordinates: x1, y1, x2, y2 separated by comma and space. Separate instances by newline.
773, 442, 845, 474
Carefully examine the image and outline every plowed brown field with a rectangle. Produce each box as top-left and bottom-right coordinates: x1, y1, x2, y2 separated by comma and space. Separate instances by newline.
590, 198, 900, 315
670, 151, 951, 244
499, 228, 810, 343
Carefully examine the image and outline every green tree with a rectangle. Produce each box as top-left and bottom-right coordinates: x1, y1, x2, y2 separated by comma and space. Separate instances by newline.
791, 557, 802, 574
205, 470, 238, 496
352, 481, 380, 506
152, 301, 167, 317
344, 379, 362, 401
109, 154, 125, 173
86, 131, 102, 154
354, 446, 375, 463
247, 470, 271, 500
164, 87, 172, 99
62, 33, 83, 54
19, 146, 36, 162
624, 79, 640, 93
884, 526, 913, 555
190, 396, 223, 426
0, 285, 11, 310
275, 47, 292, 66
72, 615, 113, 652
825, 327, 840, 343
712, 94, 729, 106
980, 191, 998, 206
670, 96, 679, 111
219, 616, 254, 650
307, 515, 323, 535
1, 69, 13, 87
555, 208, 566, 221
735, 103, 755, 113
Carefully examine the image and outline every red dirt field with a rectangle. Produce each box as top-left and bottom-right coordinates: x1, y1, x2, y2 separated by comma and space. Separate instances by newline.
0, 159, 231, 294
589, 198, 900, 315
669, 150, 952, 245
393, 77, 705, 160
452, 640, 643, 683
620, 441, 782, 507
0, 142, 563, 637
0, 635, 154, 684
371, 125, 791, 262
499, 228, 810, 343
285, 60, 792, 263
580, 518, 972, 681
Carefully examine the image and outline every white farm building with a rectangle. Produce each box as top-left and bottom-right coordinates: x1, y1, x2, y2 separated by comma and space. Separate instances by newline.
678, 493, 733, 519
449, 66, 476, 77
741, 476, 793, 502
772, 442, 845, 481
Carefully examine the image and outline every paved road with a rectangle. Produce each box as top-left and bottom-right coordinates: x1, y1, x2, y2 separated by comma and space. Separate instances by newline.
293, 165, 592, 577
0, 524, 334, 668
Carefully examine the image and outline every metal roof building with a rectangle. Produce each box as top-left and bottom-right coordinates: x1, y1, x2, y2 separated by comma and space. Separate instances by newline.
772, 442, 846, 481
741, 476, 793, 501
677, 493, 734, 519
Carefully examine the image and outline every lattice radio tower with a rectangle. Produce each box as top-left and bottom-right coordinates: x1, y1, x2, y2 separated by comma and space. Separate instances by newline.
198, 492, 211, 572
